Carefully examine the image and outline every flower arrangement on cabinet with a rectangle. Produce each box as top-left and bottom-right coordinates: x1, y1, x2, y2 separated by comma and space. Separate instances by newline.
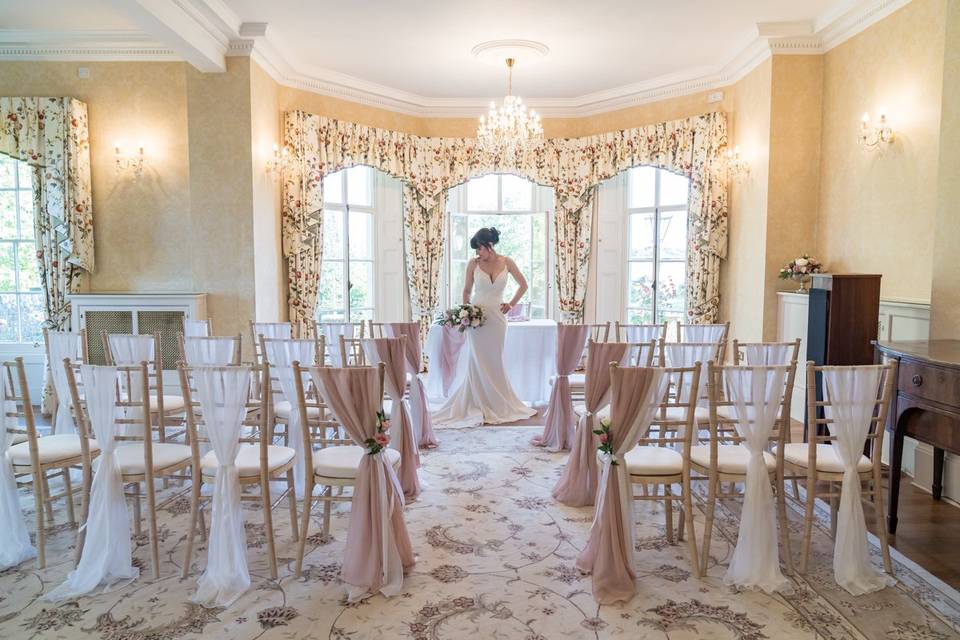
778, 254, 824, 293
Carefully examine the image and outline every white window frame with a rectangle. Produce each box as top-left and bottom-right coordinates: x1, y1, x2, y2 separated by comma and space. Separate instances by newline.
442, 174, 555, 318
0, 155, 42, 347
317, 166, 377, 323
624, 167, 689, 324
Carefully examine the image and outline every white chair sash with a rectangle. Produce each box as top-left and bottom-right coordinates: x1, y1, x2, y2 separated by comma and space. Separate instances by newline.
108, 334, 154, 437
621, 325, 663, 364
183, 319, 210, 337
0, 376, 36, 569
320, 323, 354, 367
252, 322, 292, 340
682, 324, 726, 343
742, 343, 795, 365
47, 365, 138, 601
184, 336, 237, 366
264, 339, 317, 495
664, 343, 715, 405
47, 331, 82, 435
723, 366, 791, 592
823, 366, 896, 595
192, 367, 252, 607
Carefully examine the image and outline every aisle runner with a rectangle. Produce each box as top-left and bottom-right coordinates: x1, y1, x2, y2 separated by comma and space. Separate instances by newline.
2, 428, 958, 639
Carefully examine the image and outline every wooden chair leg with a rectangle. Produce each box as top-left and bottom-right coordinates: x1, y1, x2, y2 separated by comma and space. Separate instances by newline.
774, 469, 794, 575
41, 471, 55, 523
62, 467, 76, 525
800, 472, 817, 574
286, 469, 299, 542
181, 471, 203, 579
132, 482, 142, 535
829, 487, 839, 539
33, 468, 46, 569
700, 474, 719, 576
262, 476, 279, 580
872, 469, 893, 575
322, 488, 332, 537
75, 462, 92, 564
295, 479, 314, 578
682, 476, 700, 577
144, 479, 161, 580
664, 484, 674, 544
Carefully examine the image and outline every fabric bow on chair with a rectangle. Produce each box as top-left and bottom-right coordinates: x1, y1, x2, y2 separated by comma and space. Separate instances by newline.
552, 341, 628, 507
532, 324, 590, 451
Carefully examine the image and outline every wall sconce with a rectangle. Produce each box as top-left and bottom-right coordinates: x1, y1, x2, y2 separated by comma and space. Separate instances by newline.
114, 141, 145, 179
727, 145, 750, 182
266, 144, 291, 180
858, 111, 894, 150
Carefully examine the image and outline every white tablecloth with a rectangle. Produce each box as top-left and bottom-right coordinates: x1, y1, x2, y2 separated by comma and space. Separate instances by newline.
425, 319, 557, 406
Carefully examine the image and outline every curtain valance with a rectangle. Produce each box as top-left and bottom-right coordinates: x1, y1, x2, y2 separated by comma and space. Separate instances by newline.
282, 110, 728, 331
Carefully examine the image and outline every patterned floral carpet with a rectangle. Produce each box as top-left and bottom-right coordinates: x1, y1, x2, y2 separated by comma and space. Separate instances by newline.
3, 426, 960, 639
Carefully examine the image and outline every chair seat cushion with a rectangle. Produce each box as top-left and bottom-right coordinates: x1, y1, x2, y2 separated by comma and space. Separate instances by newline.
274, 400, 322, 419
10, 432, 28, 445
115, 442, 192, 474
550, 373, 586, 388
624, 446, 683, 476
312, 445, 401, 480
573, 403, 610, 422
8, 434, 100, 466
661, 406, 711, 423
201, 444, 296, 477
150, 394, 185, 413
776, 443, 872, 473
689, 444, 776, 474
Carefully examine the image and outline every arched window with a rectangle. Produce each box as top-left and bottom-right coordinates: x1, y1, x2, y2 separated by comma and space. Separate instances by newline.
625, 166, 690, 325
0, 155, 42, 344
445, 174, 554, 318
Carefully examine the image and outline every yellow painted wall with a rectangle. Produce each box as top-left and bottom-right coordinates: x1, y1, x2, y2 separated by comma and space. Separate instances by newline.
816, 0, 946, 303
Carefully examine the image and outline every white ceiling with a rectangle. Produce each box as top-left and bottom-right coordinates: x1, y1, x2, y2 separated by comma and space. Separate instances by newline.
224, 0, 838, 99
0, 0, 911, 116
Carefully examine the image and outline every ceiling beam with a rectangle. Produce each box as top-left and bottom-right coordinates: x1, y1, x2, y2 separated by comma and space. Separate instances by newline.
104, 0, 227, 72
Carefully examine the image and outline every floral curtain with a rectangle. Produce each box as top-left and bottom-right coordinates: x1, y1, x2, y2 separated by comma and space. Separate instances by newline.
402, 185, 447, 339
0, 97, 94, 330
282, 111, 728, 328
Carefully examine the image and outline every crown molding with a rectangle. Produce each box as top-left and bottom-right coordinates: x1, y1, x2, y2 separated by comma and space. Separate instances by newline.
0, 0, 915, 116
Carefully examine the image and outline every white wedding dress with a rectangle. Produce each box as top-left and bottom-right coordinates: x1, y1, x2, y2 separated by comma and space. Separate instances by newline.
432, 267, 536, 427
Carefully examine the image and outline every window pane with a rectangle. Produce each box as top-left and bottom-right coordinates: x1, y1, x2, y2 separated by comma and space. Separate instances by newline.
318, 308, 347, 322
628, 212, 655, 260
657, 261, 686, 313
17, 161, 32, 189
17, 242, 40, 290
0, 159, 14, 188
466, 174, 498, 211
660, 170, 690, 206
348, 261, 373, 317
628, 166, 655, 208
346, 165, 373, 207
18, 191, 34, 239
628, 261, 654, 310
450, 259, 467, 303
659, 210, 687, 260
0, 191, 16, 239
350, 307, 373, 323
450, 214, 469, 260
322, 209, 344, 260
628, 308, 654, 324
0, 293, 17, 341
501, 174, 532, 211
529, 213, 547, 318
19, 293, 44, 343
318, 260, 345, 314
348, 211, 373, 260
323, 172, 343, 204
0, 244, 15, 291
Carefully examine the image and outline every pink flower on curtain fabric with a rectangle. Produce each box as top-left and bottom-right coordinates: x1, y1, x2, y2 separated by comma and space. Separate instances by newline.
532, 324, 590, 451
576, 366, 669, 605
310, 366, 415, 601
552, 341, 629, 507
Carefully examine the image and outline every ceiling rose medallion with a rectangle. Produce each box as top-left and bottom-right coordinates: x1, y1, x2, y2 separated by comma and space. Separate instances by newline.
473, 40, 547, 153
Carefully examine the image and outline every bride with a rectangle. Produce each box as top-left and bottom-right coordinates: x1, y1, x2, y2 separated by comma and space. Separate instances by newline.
432, 227, 537, 427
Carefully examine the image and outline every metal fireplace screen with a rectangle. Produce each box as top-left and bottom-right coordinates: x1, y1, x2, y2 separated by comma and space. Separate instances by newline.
83, 311, 134, 365
136, 311, 185, 369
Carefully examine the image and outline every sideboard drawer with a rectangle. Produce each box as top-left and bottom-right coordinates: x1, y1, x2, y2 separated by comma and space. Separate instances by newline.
898, 358, 960, 406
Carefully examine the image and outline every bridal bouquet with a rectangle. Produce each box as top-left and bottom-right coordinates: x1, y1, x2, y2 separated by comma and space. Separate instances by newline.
436, 304, 485, 333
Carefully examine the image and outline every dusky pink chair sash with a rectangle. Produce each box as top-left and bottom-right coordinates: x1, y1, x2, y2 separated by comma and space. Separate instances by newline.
363, 338, 422, 500
310, 366, 415, 601
576, 366, 668, 604
437, 326, 467, 397
532, 324, 590, 451
386, 322, 438, 448
552, 341, 628, 506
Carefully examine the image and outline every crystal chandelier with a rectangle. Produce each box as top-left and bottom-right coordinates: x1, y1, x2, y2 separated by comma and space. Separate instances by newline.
477, 58, 543, 152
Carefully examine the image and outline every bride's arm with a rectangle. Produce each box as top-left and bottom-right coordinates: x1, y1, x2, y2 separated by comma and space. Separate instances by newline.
504, 257, 528, 309
462, 259, 476, 304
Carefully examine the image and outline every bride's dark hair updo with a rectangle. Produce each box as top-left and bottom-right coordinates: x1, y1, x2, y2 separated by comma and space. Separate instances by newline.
470, 227, 500, 250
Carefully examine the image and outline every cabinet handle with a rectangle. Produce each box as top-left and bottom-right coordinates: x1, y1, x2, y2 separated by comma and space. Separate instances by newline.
911, 374, 923, 387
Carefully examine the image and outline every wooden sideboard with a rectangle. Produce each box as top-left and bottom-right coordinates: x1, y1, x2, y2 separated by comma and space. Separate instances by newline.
875, 340, 960, 534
